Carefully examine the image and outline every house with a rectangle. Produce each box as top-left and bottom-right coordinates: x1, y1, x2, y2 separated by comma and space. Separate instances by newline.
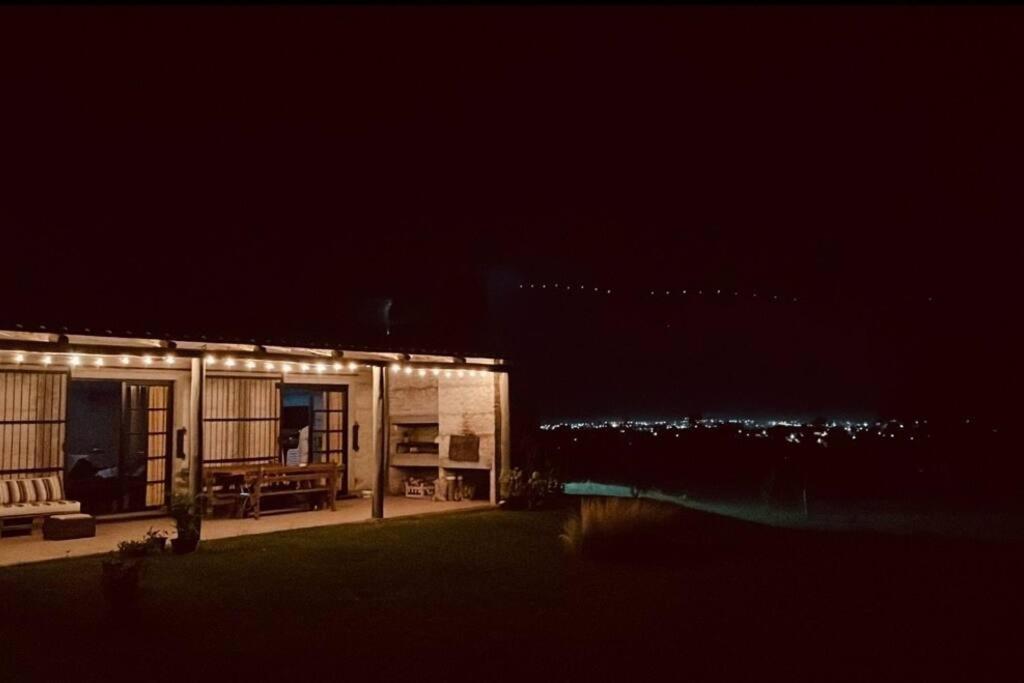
0, 325, 510, 528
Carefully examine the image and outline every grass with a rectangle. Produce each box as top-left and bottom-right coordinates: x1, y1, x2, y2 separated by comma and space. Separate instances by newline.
2, 504, 1022, 681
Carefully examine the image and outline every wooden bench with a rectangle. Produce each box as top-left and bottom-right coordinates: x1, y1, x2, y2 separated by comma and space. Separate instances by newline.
202, 463, 342, 520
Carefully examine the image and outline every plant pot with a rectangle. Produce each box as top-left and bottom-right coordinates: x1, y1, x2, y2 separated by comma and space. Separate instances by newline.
101, 559, 143, 607
171, 534, 200, 554
502, 496, 527, 511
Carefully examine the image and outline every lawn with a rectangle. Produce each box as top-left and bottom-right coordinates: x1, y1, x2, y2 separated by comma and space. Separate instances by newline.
1, 505, 1021, 682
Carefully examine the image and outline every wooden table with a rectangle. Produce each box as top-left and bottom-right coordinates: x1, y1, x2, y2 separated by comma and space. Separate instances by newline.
202, 463, 342, 520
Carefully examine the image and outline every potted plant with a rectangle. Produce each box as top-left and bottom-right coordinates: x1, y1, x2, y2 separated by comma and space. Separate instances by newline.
144, 527, 169, 552
500, 468, 527, 510
169, 493, 201, 554
527, 468, 563, 510
116, 538, 152, 559
101, 554, 144, 609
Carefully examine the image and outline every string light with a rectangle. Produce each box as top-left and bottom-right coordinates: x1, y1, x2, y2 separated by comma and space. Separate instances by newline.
521, 281, 817, 304
3, 351, 494, 379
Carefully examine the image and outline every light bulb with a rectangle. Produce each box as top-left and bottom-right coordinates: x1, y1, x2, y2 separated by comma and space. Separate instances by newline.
142, 355, 153, 365
13, 353, 24, 363
94, 357, 104, 367
300, 363, 310, 372
348, 361, 358, 371
164, 354, 175, 364
205, 354, 217, 365
224, 358, 236, 368
333, 362, 342, 371
417, 368, 426, 377
120, 355, 130, 365
431, 368, 440, 376
42, 355, 53, 365
403, 366, 412, 375
264, 362, 275, 371
245, 360, 256, 370
315, 363, 326, 373
282, 363, 292, 373
391, 363, 401, 373
69, 355, 81, 366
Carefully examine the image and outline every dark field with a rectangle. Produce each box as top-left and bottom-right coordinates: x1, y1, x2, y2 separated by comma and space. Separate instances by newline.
1, 506, 1021, 682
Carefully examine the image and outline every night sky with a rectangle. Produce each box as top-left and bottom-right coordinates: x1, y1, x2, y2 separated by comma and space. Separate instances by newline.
0, 7, 1018, 422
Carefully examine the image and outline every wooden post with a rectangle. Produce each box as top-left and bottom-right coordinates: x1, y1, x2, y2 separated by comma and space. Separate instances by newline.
372, 365, 389, 519
495, 372, 511, 504
191, 357, 206, 499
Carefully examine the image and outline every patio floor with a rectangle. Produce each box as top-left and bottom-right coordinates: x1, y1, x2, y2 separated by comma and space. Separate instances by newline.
0, 496, 492, 567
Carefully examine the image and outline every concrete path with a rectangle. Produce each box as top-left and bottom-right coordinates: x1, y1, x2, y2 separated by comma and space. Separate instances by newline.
0, 497, 492, 567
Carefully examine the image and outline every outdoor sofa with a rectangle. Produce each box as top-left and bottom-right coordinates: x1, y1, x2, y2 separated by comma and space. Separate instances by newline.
0, 475, 81, 535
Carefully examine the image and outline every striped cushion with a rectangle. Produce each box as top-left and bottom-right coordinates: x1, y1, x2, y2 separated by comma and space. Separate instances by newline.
2, 480, 24, 504
0, 477, 64, 505
50, 475, 64, 501
17, 479, 37, 503
34, 476, 63, 502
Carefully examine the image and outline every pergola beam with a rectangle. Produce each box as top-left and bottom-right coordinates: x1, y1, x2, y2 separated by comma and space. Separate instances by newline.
0, 339, 507, 372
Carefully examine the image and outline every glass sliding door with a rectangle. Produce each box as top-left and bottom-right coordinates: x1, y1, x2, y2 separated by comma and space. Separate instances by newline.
66, 379, 173, 514
280, 385, 348, 494
311, 389, 347, 493
123, 383, 172, 509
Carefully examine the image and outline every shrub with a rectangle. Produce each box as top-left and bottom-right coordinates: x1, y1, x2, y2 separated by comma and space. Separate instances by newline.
502, 467, 563, 509
117, 538, 152, 559
560, 496, 681, 561
170, 492, 201, 538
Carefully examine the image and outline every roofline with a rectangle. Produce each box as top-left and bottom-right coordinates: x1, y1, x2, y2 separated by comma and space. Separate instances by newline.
0, 328, 508, 371
0, 322, 506, 367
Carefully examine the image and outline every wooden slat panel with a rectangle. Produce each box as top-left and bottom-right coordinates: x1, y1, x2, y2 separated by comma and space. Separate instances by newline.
203, 377, 279, 464
0, 371, 67, 477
